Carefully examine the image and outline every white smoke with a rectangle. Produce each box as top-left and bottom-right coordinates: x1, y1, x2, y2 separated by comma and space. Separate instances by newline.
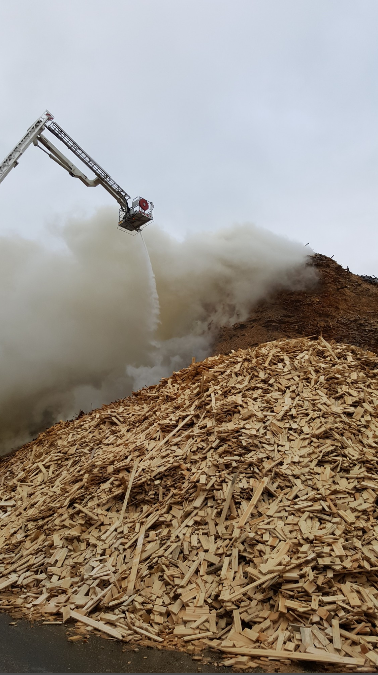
0, 207, 315, 454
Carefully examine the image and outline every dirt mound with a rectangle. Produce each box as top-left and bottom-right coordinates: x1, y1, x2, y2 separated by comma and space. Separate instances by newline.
1, 337, 378, 670
213, 254, 378, 357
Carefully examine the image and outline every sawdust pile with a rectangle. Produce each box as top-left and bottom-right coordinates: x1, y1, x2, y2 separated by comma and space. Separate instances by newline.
214, 254, 378, 358
1, 337, 378, 671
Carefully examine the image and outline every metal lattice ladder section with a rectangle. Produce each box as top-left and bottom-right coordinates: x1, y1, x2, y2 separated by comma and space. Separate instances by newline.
0, 111, 53, 184
46, 121, 130, 207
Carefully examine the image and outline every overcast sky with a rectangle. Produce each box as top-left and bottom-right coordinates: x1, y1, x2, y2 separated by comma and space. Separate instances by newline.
0, 0, 378, 274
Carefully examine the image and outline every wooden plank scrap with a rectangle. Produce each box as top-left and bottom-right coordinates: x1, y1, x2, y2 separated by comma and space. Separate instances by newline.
331, 618, 341, 650
220, 646, 364, 666
179, 553, 205, 587
238, 477, 269, 528
219, 474, 239, 525
126, 527, 146, 596
119, 459, 140, 521
0, 574, 18, 590
69, 610, 123, 640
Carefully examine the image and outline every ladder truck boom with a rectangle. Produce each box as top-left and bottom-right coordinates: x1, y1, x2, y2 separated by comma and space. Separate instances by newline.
0, 111, 53, 184
0, 111, 153, 232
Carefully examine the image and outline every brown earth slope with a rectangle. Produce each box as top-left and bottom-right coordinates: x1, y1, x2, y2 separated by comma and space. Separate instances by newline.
213, 254, 378, 356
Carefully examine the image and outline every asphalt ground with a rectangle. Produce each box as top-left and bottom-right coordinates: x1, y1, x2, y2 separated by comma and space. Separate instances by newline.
0, 612, 236, 673
0, 612, 328, 674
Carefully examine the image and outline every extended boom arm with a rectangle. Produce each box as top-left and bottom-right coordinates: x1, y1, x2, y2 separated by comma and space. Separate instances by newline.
0, 111, 153, 232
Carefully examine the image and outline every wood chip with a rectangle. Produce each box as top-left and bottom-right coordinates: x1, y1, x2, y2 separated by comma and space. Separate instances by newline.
0, 336, 377, 670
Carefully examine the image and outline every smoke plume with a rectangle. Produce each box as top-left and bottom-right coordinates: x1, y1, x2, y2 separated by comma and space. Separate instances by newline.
0, 208, 315, 454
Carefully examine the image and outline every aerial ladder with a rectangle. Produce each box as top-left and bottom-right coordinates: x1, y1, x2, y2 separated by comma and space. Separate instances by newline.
0, 111, 153, 232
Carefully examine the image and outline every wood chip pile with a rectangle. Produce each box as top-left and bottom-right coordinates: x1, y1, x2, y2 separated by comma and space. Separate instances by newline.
1, 336, 378, 671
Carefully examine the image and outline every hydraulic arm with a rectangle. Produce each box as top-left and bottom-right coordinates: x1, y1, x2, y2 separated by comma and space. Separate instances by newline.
0, 111, 153, 232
